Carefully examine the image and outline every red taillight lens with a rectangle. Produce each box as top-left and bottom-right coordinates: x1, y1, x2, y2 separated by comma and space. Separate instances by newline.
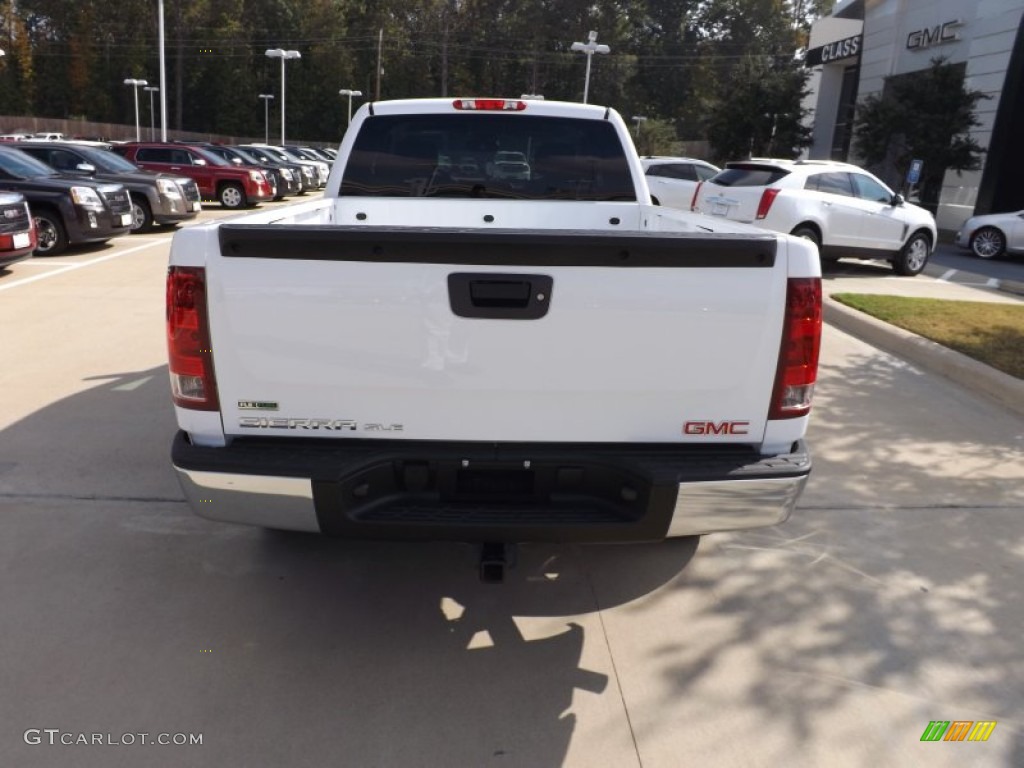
452, 99, 527, 111
690, 181, 703, 211
756, 188, 781, 219
768, 278, 821, 420
167, 266, 219, 411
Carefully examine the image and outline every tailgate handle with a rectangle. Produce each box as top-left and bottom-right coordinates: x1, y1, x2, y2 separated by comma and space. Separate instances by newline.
448, 273, 553, 319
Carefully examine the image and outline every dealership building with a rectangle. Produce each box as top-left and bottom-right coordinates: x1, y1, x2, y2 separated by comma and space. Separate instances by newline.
802, 0, 1024, 232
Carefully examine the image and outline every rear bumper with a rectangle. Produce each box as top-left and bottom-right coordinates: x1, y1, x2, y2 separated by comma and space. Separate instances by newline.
172, 432, 811, 541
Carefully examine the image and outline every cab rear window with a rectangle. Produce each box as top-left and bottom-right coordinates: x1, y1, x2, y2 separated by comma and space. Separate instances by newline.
711, 165, 790, 187
341, 113, 635, 201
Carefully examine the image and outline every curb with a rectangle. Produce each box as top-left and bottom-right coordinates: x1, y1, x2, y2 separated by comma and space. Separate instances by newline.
823, 295, 1024, 419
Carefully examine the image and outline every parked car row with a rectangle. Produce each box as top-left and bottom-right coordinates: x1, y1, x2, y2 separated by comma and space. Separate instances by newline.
11, 141, 202, 233
0, 144, 133, 256
0, 137, 333, 259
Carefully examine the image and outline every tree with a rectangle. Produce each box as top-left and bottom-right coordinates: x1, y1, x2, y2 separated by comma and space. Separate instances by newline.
702, 54, 812, 162
632, 117, 677, 155
853, 57, 987, 212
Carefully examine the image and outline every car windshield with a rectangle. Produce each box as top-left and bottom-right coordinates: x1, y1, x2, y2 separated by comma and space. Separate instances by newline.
193, 147, 231, 167
341, 113, 635, 201
251, 146, 290, 163
230, 147, 264, 165
76, 147, 141, 174
0, 148, 57, 179
210, 147, 243, 165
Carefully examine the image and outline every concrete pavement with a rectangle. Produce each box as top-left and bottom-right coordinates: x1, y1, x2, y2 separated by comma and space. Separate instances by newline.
821, 264, 1024, 418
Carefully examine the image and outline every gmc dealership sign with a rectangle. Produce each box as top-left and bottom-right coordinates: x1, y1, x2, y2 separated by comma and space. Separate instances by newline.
907, 19, 963, 50
805, 34, 862, 67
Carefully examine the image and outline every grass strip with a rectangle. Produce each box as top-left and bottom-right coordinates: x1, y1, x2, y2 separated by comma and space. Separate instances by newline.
831, 294, 1024, 380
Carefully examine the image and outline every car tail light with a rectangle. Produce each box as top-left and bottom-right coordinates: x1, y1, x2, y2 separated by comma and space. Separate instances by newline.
452, 99, 527, 111
689, 181, 703, 211
756, 188, 781, 219
768, 278, 821, 420
167, 267, 219, 411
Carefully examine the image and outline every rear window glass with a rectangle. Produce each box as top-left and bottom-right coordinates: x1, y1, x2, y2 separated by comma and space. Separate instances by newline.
341, 113, 635, 201
711, 165, 790, 187
646, 163, 698, 181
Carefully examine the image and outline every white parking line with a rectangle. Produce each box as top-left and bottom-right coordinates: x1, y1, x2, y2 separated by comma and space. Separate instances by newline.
938, 269, 957, 282
14, 261, 78, 266
0, 240, 165, 293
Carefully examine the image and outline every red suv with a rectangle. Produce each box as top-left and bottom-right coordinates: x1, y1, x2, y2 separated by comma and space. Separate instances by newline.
113, 142, 274, 209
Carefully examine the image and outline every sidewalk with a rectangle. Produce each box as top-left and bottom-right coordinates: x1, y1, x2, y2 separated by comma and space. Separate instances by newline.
822, 269, 1024, 418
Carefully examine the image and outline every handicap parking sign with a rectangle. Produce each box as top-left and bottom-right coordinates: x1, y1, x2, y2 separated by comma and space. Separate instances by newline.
907, 159, 923, 185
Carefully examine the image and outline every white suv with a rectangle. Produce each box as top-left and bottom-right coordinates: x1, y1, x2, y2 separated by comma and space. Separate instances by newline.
641, 156, 719, 210
692, 159, 937, 276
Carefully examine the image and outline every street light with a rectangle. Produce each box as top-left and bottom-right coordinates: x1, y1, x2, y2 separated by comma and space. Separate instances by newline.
258, 94, 274, 144
123, 78, 148, 141
338, 89, 362, 125
570, 31, 610, 104
265, 48, 301, 144
631, 115, 647, 138
144, 86, 159, 140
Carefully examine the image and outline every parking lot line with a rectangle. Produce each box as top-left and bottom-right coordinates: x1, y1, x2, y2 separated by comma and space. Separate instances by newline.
14, 261, 78, 266
0, 240, 165, 293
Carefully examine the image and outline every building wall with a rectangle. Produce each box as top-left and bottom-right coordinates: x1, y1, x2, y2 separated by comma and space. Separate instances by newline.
807, 0, 1024, 232
804, 18, 863, 159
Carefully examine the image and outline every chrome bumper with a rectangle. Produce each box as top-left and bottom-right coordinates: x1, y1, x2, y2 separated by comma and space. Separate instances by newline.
174, 437, 810, 539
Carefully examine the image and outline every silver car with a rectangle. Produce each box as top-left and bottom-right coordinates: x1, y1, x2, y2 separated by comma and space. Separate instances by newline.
955, 209, 1024, 260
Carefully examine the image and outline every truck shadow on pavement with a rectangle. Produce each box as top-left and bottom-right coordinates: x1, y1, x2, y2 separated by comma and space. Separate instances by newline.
0, 365, 698, 768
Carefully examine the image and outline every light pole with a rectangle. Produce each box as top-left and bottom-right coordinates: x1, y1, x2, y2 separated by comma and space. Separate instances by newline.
144, 86, 159, 140
123, 78, 148, 141
258, 94, 274, 144
570, 31, 610, 104
265, 48, 301, 144
158, 0, 167, 140
631, 115, 647, 138
338, 89, 362, 125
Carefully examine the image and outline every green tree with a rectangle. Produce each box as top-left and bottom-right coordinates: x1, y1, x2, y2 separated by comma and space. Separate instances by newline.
702, 54, 812, 162
853, 57, 987, 211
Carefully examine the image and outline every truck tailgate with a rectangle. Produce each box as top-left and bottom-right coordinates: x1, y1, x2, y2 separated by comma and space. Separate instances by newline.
207, 225, 786, 444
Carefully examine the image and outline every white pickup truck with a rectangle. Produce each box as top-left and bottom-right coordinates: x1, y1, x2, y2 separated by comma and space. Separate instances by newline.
167, 98, 821, 570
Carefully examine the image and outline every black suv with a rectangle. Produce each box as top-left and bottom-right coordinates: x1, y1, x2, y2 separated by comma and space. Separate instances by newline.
0, 145, 131, 255
13, 141, 202, 233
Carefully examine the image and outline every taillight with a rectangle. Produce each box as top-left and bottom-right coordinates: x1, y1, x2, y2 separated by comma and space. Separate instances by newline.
689, 181, 703, 211
166, 266, 219, 411
756, 188, 781, 219
452, 99, 527, 111
768, 278, 821, 420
